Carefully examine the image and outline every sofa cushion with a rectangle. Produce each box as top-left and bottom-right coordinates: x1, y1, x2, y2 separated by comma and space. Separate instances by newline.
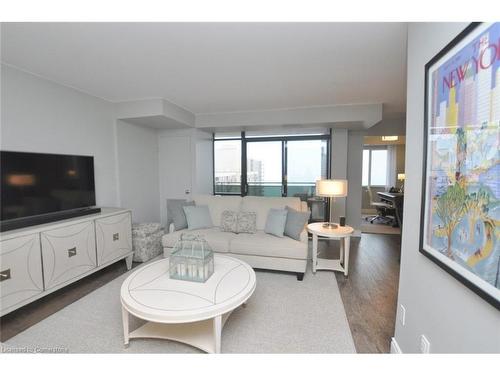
193, 195, 242, 227
264, 208, 288, 238
284, 206, 311, 241
230, 231, 308, 260
167, 199, 194, 230
183, 205, 213, 230
241, 196, 302, 230
162, 227, 235, 253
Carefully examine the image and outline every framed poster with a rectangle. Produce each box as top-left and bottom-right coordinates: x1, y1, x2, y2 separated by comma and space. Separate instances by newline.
421, 22, 500, 309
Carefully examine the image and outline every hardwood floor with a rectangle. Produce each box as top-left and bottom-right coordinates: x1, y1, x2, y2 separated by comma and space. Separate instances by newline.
1, 233, 400, 353
316, 233, 401, 353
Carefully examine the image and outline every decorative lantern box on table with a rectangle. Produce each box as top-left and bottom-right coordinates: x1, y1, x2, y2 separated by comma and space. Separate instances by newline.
169, 234, 214, 282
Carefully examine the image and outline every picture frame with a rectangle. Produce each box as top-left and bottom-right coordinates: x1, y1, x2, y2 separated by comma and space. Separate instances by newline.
420, 22, 500, 310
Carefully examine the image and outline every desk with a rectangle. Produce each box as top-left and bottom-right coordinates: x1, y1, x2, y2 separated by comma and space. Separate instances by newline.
377, 191, 404, 229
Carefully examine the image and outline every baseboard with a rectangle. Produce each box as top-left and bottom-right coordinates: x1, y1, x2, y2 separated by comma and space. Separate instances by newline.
390, 337, 403, 354
352, 229, 362, 237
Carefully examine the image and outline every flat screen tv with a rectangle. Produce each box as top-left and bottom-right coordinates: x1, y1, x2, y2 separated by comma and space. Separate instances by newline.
1, 151, 100, 232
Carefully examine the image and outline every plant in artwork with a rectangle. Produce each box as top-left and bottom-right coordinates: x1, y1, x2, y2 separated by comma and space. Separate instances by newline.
424, 22, 500, 295
434, 182, 467, 259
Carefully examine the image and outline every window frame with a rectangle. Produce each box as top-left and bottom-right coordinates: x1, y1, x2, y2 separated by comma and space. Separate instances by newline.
362, 145, 389, 188
213, 130, 332, 196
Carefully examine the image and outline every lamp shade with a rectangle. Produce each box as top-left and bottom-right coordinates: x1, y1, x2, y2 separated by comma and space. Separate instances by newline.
397, 173, 406, 181
315, 179, 348, 197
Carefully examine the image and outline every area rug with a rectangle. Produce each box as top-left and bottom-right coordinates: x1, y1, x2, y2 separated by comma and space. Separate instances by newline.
4, 261, 356, 353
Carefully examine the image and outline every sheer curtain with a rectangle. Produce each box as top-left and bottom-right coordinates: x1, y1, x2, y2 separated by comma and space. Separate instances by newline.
386, 145, 397, 189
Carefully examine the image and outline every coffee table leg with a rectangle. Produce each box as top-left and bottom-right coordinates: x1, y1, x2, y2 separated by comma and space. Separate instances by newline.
312, 233, 318, 273
213, 315, 222, 354
122, 306, 129, 347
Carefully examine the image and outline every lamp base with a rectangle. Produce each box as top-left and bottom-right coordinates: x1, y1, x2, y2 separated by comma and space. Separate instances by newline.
322, 222, 338, 229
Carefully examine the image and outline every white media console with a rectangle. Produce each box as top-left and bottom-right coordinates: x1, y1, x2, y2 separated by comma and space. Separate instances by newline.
0, 207, 133, 316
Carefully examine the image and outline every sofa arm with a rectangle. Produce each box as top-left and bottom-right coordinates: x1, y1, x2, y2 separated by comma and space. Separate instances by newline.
168, 223, 176, 233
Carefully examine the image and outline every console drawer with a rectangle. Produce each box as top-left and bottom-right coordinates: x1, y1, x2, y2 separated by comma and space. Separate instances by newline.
0, 234, 44, 314
95, 212, 132, 265
41, 221, 97, 290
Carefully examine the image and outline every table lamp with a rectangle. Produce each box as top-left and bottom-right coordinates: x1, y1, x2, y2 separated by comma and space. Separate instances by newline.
397, 173, 405, 193
315, 179, 348, 229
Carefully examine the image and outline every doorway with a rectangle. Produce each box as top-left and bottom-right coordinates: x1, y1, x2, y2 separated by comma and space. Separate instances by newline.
361, 135, 405, 235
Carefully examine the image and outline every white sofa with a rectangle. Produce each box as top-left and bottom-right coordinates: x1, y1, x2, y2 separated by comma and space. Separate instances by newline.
162, 195, 309, 280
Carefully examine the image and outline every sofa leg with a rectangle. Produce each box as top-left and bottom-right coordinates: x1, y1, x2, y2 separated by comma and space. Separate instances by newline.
296, 272, 304, 281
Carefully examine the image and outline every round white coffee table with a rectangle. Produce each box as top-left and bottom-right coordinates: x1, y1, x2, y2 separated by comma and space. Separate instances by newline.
120, 254, 256, 353
307, 222, 354, 276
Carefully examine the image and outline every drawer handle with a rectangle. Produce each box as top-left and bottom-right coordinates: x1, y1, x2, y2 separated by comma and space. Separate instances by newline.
0, 269, 11, 282
113, 233, 119, 241
68, 247, 77, 257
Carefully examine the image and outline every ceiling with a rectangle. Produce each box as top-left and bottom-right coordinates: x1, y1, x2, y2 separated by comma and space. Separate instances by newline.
1, 22, 407, 115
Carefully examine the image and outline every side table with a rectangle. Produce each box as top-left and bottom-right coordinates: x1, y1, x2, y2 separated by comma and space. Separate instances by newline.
307, 222, 354, 277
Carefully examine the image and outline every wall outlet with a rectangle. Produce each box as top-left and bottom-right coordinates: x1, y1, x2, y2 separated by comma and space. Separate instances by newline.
399, 304, 406, 326
420, 335, 431, 353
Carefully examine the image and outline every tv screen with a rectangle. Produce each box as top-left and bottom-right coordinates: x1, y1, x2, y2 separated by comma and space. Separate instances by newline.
1, 151, 96, 222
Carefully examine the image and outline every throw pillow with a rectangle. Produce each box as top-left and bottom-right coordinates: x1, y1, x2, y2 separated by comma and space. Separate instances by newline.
167, 199, 194, 230
284, 206, 311, 241
220, 210, 238, 233
183, 205, 213, 230
237, 211, 257, 234
264, 208, 288, 238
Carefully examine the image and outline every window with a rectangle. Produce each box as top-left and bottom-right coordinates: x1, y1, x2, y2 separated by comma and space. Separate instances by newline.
214, 139, 241, 194
362, 147, 388, 186
213, 131, 330, 197
246, 141, 282, 196
287, 140, 328, 197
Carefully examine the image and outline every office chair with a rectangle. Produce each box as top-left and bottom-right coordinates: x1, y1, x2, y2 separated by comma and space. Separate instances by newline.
365, 187, 395, 225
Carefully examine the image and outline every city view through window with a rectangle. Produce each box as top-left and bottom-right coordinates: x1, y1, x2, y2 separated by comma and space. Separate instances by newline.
214, 138, 328, 197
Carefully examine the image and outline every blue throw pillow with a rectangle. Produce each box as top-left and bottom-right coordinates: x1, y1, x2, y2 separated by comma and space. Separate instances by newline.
183, 205, 213, 230
264, 208, 288, 238
167, 199, 194, 230
284, 206, 310, 241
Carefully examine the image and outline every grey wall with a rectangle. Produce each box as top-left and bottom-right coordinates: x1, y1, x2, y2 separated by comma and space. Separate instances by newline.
330, 129, 348, 223
367, 116, 406, 136
1, 64, 120, 207
394, 23, 500, 353
116, 120, 160, 223
346, 131, 363, 231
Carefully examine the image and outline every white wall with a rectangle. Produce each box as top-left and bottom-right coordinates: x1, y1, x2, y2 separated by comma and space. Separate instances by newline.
158, 128, 213, 226
116, 120, 160, 223
1, 65, 119, 207
394, 23, 500, 353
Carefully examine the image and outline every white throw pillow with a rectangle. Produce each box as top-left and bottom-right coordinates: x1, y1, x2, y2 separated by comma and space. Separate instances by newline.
220, 210, 238, 233
236, 211, 257, 234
